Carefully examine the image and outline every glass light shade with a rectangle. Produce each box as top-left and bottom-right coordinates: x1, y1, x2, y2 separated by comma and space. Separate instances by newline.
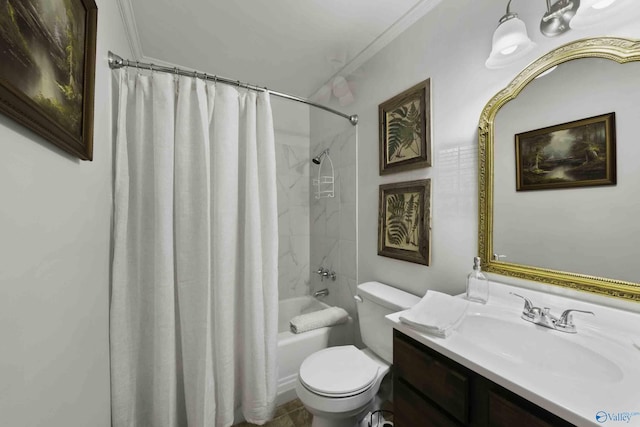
570, 0, 630, 29
332, 75, 350, 98
312, 84, 332, 103
485, 16, 536, 69
591, 0, 616, 8
338, 91, 355, 107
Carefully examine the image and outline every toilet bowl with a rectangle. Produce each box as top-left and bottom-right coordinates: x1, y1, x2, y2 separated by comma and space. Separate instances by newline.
295, 282, 420, 427
295, 346, 389, 427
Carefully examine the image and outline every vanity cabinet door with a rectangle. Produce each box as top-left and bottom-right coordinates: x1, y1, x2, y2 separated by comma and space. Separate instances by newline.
394, 330, 469, 424
395, 380, 462, 427
488, 391, 571, 427
393, 330, 576, 427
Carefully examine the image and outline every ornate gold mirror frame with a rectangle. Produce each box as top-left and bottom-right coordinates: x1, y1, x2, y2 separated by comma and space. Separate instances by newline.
478, 37, 640, 302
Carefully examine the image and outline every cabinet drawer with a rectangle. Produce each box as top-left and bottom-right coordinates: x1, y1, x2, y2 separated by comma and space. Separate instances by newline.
394, 332, 469, 424
395, 379, 462, 427
488, 390, 573, 427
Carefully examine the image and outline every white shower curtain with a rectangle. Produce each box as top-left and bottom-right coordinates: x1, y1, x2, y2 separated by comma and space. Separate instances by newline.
110, 69, 278, 427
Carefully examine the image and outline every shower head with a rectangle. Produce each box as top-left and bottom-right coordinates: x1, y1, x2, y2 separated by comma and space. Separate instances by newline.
312, 149, 329, 165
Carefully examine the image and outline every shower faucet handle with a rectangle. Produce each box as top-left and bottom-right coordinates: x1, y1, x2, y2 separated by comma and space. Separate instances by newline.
316, 267, 336, 281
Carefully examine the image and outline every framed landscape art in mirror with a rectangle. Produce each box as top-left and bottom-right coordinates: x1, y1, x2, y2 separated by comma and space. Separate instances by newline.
515, 112, 616, 191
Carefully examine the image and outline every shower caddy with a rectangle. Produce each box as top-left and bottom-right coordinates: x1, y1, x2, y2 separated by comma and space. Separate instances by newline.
313, 149, 335, 199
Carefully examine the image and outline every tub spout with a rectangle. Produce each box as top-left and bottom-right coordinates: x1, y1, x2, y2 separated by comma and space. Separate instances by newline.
313, 289, 329, 298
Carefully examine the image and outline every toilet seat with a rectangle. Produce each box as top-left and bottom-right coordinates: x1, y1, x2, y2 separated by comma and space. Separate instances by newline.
299, 346, 380, 398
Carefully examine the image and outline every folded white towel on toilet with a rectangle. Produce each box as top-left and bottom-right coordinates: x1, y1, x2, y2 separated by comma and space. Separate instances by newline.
290, 306, 349, 334
399, 291, 468, 338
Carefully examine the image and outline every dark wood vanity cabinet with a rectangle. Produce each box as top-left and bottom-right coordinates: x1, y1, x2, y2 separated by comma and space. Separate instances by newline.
393, 330, 575, 427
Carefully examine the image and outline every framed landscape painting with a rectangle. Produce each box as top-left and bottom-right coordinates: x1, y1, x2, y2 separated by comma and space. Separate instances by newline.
378, 179, 431, 266
0, 0, 98, 160
515, 113, 616, 191
379, 79, 431, 175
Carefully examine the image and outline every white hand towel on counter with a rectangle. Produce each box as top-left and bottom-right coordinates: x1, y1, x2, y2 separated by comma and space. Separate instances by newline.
290, 306, 349, 334
399, 291, 468, 338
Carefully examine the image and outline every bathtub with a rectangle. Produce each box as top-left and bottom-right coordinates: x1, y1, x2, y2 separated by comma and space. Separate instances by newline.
276, 296, 352, 405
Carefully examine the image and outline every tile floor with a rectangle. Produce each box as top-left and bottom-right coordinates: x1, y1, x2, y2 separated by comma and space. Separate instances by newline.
232, 399, 312, 427
232, 399, 394, 427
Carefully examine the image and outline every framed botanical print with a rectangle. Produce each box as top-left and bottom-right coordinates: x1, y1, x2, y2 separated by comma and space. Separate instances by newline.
379, 79, 431, 174
515, 113, 616, 191
378, 179, 431, 265
0, 0, 98, 160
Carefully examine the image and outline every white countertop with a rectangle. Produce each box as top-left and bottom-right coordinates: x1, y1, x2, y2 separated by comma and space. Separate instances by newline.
386, 282, 640, 427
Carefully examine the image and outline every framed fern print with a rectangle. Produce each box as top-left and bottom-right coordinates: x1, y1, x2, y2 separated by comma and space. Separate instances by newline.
378, 179, 431, 265
379, 79, 431, 175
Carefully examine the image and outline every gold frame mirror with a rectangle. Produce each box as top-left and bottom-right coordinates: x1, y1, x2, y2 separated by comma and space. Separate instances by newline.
478, 37, 640, 302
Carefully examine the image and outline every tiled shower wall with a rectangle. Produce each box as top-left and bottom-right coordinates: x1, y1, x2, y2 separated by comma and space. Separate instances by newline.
274, 97, 358, 327
309, 127, 358, 322
275, 125, 312, 299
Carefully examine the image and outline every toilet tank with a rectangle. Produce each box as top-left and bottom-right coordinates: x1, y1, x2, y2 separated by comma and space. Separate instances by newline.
356, 281, 420, 363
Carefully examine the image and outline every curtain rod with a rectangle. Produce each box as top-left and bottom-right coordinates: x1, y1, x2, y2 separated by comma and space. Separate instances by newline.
107, 51, 358, 126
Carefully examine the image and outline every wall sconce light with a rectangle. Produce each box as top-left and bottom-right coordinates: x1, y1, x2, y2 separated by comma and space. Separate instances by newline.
570, 0, 622, 29
540, 0, 580, 36
312, 75, 356, 106
486, 0, 581, 69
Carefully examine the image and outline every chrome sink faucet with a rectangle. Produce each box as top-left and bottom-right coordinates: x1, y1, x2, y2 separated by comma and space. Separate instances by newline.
510, 293, 594, 333
555, 309, 596, 333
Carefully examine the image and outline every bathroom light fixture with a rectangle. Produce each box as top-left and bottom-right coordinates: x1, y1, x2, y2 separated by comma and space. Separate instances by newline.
570, 0, 624, 29
313, 84, 332, 104
312, 77, 356, 107
332, 76, 350, 98
485, 1, 537, 69
332, 75, 356, 107
486, 0, 580, 69
539, 0, 580, 37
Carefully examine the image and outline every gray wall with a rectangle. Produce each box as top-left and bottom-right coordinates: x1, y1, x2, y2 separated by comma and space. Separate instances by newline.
0, 1, 132, 425
311, 0, 640, 306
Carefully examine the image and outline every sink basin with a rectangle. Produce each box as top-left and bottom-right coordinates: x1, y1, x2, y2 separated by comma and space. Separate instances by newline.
387, 281, 640, 427
455, 313, 624, 384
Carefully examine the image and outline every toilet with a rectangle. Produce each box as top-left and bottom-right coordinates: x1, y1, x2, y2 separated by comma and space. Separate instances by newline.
295, 281, 420, 427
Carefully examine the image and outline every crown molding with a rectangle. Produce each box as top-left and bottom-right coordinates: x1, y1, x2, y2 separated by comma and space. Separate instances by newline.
115, 0, 442, 96
115, 0, 144, 59
312, 0, 443, 97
